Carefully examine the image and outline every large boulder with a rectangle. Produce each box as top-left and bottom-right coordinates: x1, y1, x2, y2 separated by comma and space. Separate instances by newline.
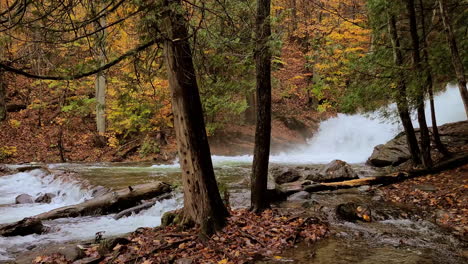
35, 193, 57, 203
367, 134, 410, 167
15, 194, 34, 204
270, 167, 302, 184
306, 160, 358, 182
368, 121, 468, 167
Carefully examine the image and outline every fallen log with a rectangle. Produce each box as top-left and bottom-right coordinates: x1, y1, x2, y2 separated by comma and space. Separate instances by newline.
0, 182, 172, 237
113, 192, 173, 220
304, 153, 468, 193
35, 182, 172, 221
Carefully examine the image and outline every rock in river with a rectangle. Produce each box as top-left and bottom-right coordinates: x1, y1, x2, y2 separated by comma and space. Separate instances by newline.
270, 167, 301, 184
35, 193, 57, 203
306, 160, 359, 182
15, 194, 34, 204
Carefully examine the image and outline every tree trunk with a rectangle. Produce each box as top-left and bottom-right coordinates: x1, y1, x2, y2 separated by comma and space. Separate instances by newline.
251, 0, 272, 213
439, 0, 468, 118
387, 14, 421, 164
291, 0, 298, 32
95, 6, 107, 134
162, 0, 228, 235
406, 0, 432, 168
245, 91, 256, 124
419, 0, 449, 156
0, 69, 6, 121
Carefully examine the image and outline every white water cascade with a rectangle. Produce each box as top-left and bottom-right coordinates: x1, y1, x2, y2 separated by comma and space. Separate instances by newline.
208, 83, 466, 165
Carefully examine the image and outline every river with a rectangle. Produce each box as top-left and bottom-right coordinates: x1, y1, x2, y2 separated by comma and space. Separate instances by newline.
0, 84, 466, 263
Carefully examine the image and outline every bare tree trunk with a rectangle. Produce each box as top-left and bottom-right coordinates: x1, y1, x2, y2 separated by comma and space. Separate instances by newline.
0, 69, 6, 121
251, 0, 272, 213
387, 14, 421, 165
406, 0, 432, 168
419, 0, 449, 156
439, 0, 468, 118
95, 6, 107, 134
162, 0, 228, 235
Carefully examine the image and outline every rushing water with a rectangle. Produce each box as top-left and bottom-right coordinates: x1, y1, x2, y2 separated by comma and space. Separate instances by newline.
0, 84, 466, 262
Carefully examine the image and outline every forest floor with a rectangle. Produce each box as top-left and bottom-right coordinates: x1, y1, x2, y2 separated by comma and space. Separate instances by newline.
31, 209, 329, 264
381, 163, 468, 238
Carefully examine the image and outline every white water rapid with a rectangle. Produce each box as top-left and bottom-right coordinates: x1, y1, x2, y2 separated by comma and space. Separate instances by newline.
0, 168, 182, 260
0, 169, 93, 224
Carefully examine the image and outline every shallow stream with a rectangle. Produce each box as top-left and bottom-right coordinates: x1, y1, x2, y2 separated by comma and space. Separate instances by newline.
0, 84, 466, 262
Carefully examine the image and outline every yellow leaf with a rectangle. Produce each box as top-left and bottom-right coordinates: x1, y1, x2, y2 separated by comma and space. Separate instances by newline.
218, 259, 228, 264
274, 256, 283, 259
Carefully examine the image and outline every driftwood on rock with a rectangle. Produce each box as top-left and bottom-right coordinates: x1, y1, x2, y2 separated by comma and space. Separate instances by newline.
303, 154, 468, 193
0, 182, 172, 237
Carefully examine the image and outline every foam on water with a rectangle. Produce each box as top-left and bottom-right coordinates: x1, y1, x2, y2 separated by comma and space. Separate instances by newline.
0, 169, 92, 224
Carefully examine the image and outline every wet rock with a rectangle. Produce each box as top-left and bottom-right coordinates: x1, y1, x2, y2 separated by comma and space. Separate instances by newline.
301, 200, 320, 209
270, 167, 301, 184
367, 136, 410, 167
35, 193, 56, 203
56, 245, 86, 262
307, 160, 358, 182
358, 185, 371, 192
367, 121, 468, 167
288, 191, 311, 201
0, 217, 45, 236
15, 194, 34, 204
336, 203, 371, 222
16, 165, 45, 172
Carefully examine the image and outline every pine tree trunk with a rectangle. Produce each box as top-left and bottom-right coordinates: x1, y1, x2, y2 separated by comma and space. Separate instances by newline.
95, 7, 107, 134
162, 0, 228, 235
387, 14, 421, 164
245, 92, 256, 124
406, 0, 432, 168
0, 69, 6, 121
439, 0, 468, 118
419, 0, 449, 156
251, 0, 272, 213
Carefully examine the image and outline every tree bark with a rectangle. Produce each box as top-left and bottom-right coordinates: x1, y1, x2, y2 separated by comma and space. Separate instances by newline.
419, 0, 449, 156
387, 14, 421, 164
406, 0, 432, 168
245, 91, 256, 124
439, 0, 468, 118
251, 0, 272, 213
0, 69, 6, 121
162, 0, 228, 235
95, 5, 107, 134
